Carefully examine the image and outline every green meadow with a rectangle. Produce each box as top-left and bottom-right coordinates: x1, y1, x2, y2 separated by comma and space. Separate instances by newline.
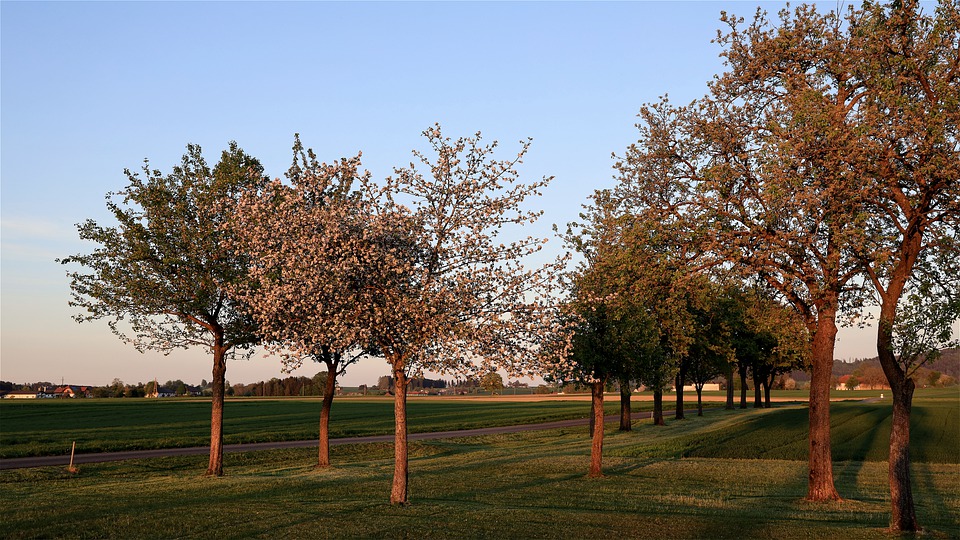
0, 397, 645, 459
1, 388, 958, 538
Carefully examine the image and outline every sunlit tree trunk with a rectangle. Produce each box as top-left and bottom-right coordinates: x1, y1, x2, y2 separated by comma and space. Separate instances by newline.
806, 307, 840, 501
589, 380, 605, 477
318, 361, 337, 468
390, 367, 409, 505
206, 334, 227, 477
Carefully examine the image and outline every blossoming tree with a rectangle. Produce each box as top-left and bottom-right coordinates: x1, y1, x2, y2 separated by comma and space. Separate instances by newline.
361, 125, 562, 504
231, 135, 368, 468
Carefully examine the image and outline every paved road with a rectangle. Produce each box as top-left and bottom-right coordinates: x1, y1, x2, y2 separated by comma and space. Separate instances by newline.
0, 411, 660, 470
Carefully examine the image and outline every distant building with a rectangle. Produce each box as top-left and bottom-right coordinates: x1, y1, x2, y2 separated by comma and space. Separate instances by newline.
670, 384, 721, 392
836, 375, 859, 391
53, 386, 93, 398
3, 390, 39, 399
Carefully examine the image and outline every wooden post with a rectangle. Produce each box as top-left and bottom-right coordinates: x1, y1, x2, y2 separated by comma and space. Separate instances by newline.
67, 441, 78, 473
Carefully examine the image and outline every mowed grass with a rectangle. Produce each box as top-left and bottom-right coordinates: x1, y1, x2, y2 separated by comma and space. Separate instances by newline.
1, 391, 958, 539
0, 397, 646, 458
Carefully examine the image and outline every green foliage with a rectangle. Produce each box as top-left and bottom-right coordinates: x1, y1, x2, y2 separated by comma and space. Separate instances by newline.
480, 372, 503, 395
59, 142, 268, 357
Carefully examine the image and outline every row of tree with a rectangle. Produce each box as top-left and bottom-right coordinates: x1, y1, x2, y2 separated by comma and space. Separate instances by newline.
59, 0, 957, 525
548, 1, 959, 532
61, 126, 560, 504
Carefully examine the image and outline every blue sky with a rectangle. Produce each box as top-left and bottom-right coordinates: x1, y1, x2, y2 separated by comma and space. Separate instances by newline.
1, 1, 900, 388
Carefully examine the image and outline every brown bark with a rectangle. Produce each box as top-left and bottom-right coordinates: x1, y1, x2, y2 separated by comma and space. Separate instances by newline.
390, 367, 409, 505
619, 378, 632, 431
876, 275, 921, 530
806, 308, 841, 501
753, 372, 763, 408
696, 386, 704, 416
739, 363, 749, 409
205, 335, 227, 477
887, 379, 918, 532
317, 363, 337, 468
652, 389, 665, 426
725, 364, 735, 410
674, 370, 685, 420
763, 374, 773, 409
589, 380, 605, 478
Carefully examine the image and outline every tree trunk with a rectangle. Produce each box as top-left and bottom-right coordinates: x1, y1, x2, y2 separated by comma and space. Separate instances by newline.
619, 376, 632, 431
764, 373, 773, 409
725, 364, 735, 410
888, 379, 918, 531
806, 308, 841, 502
876, 287, 921, 530
205, 338, 227, 477
390, 367, 409, 505
675, 368, 685, 420
317, 362, 337, 468
652, 389, 665, 426
696, 386, 704, 417
753, 371, 763, 408
739, 363, 749, 409
589, 380, 605, 478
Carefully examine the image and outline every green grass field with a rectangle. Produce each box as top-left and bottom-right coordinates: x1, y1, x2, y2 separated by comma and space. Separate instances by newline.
0, 397, 647, 458
0, 388, 958, 538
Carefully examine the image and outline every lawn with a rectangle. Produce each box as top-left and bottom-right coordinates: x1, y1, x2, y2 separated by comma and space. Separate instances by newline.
0, 388, 957, 539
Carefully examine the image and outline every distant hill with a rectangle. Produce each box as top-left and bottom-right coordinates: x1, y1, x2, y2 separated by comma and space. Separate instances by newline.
832, 348, 957, 376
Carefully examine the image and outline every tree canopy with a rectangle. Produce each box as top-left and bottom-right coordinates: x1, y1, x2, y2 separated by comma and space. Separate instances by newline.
60, 142, 269, 476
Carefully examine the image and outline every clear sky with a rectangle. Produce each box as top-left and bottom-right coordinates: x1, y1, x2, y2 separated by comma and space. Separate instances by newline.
2, 1, 935, 389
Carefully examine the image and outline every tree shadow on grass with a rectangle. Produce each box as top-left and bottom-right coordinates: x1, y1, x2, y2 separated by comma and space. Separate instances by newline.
833, 404, 888, 502
911, 462, 959, 536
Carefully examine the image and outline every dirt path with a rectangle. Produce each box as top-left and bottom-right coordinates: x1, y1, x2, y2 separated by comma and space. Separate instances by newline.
1, 411, 662, 470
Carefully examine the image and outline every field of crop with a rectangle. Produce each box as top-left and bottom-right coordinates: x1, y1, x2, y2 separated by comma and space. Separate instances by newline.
0, 388, 957, 538
0, 396, 648, 458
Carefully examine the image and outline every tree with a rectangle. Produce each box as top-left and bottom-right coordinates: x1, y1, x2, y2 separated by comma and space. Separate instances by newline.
549, 289, 655, 477
232, 135, 366, 469
616, 1, 882, 498
561, 188, 690, 430
686, 287, 737, 417
60, 142, 267, 476
359, 125, 560, 504
480, 371, 504, 395
846, 1, 960, 530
